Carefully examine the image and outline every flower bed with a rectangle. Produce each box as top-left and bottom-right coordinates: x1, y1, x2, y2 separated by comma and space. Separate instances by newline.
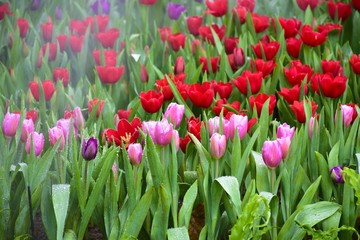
1, 0, 360, 239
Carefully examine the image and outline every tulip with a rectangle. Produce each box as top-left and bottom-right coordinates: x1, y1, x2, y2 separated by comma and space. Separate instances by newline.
140, 64, 149, 83
158, 26, 171, 42
224, 37, 239, 54
300, 25, 327, 47
48, 126, 65, 151
17, 18, 29, 38
262, 140, 282, 168
127, 143, 143, 165
252, 41, 280, 61
353, 0, 360, 11
139, 0, 157, 5
251, 59, 276, 78
249, 93, 277, 116
187, 16, 202, 36
167, 2, 186, 20
208, 117, 221, 136
142, 121, 158, 144
167, 33, 186, 52
187, 83, 214, 108
174, 56, 185, 75
96, 65, 125, 84
41, 18, 53, 42
328, 1, 352, 22
56, 118, 76, 140
296, 0, 318, 11
349, 54, 360, 75
0, 3, 13, 20
278, 85, 308, 105
57, 34, 67, 52
93, 49, 117, 66
29, 80, 55, 101
105, 118, 141, 147
330, 166, 344, 184
69, 35, 84, 53
277, 123, 295, 139
164, 103, 184, 127
55, 6, 62, 20
319, 74, 347, 98
96, 28, 119, 48
284, 60, 313, 86
251, 13, 270, 33
278, 18, 302, 39
290, 100, 318, 123
210, 133, 226, 159
42, 42, 57, 61
199, 56, 220, 73
205, 0, 228, 17
53, 68, 70, 87
199, 24, 226, 45
276, 137, 291, 159
91, 0, 111, 15
26, 132, 44, 156
2, 112, 20, 138
88, 98, 105, 118
229, 114, 248, 140
172, 130, 180, 151
213, 82, 233, 99
21, 119, 35, 142
212, 99, 241, 117
321, 60, 343, 77
179, 134, 191, 153
286, 37, 302, 59
187, 117, 202, 141
82, 137, 98, 161
233, 70, 263, 95
140, 90, 164, 113
340, 105, 355, 127
155, 119, 173, 146
73, 106, 85, 131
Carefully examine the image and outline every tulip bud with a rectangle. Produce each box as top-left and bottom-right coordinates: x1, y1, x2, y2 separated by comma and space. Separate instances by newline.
164, 103, 184, 127
82, 137, 98, 161
55, 6, 62, 20
233, 48, 245, 67
73, 106, 85, 131
21, 119, 35, 142
155, 119, 173, 146
330, 166, 344, 184
208, 117, 221, 136
48, 126, 65, 151
127, 143, 143, 165
262, 140, 282, 168
308, 116, 315, 138
174, 56, 185, 75
140, 64, 149, 83
56, 118, 75, 140
172, 130, 180, 152
210, 133, 226, 159
26, 131, 44, 156
2, 112, 21, 138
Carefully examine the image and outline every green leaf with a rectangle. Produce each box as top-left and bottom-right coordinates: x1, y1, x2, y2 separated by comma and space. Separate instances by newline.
296, 176, 322, 210
151, 184, 171, 240
179, 180, 198, 228
215, 176, 241, 215
328, 141, 340, 168
167, 227, 190, 240
144, 134, 164, 189
121, 187, 154, 239
252, 151, 270, 192
52, 184, 70, 240
343, 167, 360, 206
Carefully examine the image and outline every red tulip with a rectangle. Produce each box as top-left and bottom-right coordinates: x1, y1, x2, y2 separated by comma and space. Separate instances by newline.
95, 14, 108, 32
42, 42, 57, 61
349, 54, 360, 75
317, 23, 343, 34
224, 37, 239, 54
353, 0, 360, 11
300, 25, 327, 47
41, 18, 53, 42
96, 28, 119, 48
319, 73, 347, 98
56, 34, 67, 52
328, 1, 352, 22
213, 81, 233, 99
158, 26, 171, 42
205, 0, 228, 17
250, 59, 276, 78
88, 98, 105, 118
167, 32, 186, 52
96, 65, 125, 84
92, 49, 118, 66
228, 48, 245, 71
140, 64, 149, 83
296, 0, 318, 11
174, 56, 185, 75
251, 13, 270, 33
321, 60, 343, 77
278, 84, 308, 104
179, 134, 191, 152
139, 0, 157, 5
187, 116, 202, 141
155, 79, 173, 101
252, 40, 280, 60
233, 70, 263, 95
284, 60, 313, 86
17, 18, 29, 38
249, 93, 276, 115
199, 24, 226, 45
212, 99, 241, 117
26, 110, 38, 123
53, 68, 70, 87
117, 108, 132, 120
69, 19, 88, 36
187, 16, 203, 36
232, 6, 248, 24
237, 0, 255, 11
199, 56, 220, 73
290, 100, 318, 123
105, 118, 141, 148
29, 80, 55, 101
69, 35, 84, 53
278, 18, 302, 39
286, 37, 302, 58
0, 3, 13, 21
187, 83, 214, 108
140, 90, 164, 113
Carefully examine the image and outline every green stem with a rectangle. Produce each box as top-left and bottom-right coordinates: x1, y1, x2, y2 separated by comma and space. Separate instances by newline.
84, 160, 89, 204
215, 159, 219, 179
58, 153, 63, 184
271, 168, 276, 194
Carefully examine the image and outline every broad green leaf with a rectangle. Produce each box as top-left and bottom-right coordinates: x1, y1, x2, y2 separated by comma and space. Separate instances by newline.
296, 176, 322, 209
144, 134, 164, 189
215, 176, 241, 215
179, 180, 198, 228
252, 151, 270, 192
167, 227, 190, 240
343, 167, 360, 206
52, 184, 70, 240
328, 141, 340, 168
151, 184, 171, 240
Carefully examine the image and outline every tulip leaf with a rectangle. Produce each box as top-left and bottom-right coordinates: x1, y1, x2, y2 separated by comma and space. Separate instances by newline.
167, 227, 190, 240
151, 184, 171, 240
215, 176, 241, 215
343, 167, 360, 206
179, 180, 198, 228
252, 151, 270, 193
295, 202, 340, 228
315, 152, 333, 201
144, 134, 164, 189
296, 176, 321, 210
328, 141, 340, 168
52, 184, 70, 240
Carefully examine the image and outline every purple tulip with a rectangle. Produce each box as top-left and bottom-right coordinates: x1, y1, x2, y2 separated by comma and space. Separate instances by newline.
210, 133, 226, 159
55, 6, 62, 20
155, 119, 173, 146
31, 0, 41, 11
48, 126, 65, 151
164, 103, 184, 127
82, 137, 98, 161
330, 166, 344, 184
91, 0, 111, 15
2, 112, 20, 138
26, 132, 44, 156
276, 123, 295, 139
127, 143, 143, 165
21, 119, 35, 142
262, 140, 282, 168
167, 2, 186, 20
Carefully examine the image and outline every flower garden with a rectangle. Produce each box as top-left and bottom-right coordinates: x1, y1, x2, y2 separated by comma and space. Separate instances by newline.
1, 0, 360, 239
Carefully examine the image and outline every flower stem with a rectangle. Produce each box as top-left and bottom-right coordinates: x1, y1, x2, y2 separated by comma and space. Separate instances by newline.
84, 161, 89, 204
215, 159, 219, 179
271, 168, 276, 194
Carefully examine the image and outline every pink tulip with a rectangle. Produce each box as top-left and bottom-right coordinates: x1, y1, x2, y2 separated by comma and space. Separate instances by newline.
229, 114, 248, 139
155, 119, 173, 146
21, 119, 34, 142
2, 112, 20, 137
340, 105, 354, 127
26, 131, 45, 156
48, 126, 65, 150
164, 103, 184, 127
142, 121, 158, 144
210, 133, 227, 159
73, 106, 85, 131
276, 123, 295, 139
262, 140, 282, 168
127, 143, 143, 165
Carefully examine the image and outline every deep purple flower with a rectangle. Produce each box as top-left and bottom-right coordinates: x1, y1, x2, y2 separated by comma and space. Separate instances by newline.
82, 137, 98, 161
91, 0, 111, 15
31, 0, 41, 11
55, 6, 62, 20
330, 166, 344, 184
167, 2, 186, 20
